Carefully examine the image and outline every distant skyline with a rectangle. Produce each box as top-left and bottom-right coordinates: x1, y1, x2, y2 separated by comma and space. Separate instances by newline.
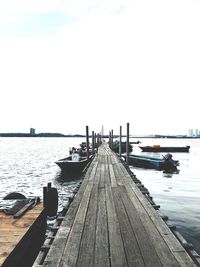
0, 1, 200, 136
0, 126, 198, 137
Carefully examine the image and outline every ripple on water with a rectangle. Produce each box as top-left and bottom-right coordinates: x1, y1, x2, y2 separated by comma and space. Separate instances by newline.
1, 137, 200, 254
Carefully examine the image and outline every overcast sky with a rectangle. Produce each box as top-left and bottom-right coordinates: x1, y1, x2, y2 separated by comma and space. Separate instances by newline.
0, 0, 200, 136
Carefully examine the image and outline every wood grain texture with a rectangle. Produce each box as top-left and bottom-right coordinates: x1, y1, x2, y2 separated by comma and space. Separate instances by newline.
40, 143, 196, 267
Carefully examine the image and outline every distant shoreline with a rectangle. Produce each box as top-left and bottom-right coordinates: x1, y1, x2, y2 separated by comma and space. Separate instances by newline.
0, 133, 85, 137
0, 133, 199, 139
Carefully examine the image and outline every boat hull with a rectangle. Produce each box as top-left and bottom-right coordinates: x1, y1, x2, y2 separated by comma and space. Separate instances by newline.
55, 155, 92, 175
112, 141, 133, 153
139, 146, 190, 152
122, 154, 179, 171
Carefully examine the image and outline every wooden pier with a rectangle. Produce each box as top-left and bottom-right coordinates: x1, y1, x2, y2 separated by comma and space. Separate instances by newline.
37, 143, 197, 267
0, 202, 46, 267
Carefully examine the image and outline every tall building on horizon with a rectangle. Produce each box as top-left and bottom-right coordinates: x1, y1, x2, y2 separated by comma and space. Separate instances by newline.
188, 129, 200, 137
30, 128, 35, 135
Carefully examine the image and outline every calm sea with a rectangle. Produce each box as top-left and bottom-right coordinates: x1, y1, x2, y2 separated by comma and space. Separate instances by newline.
0, 137, 199, 254
131, 137, 200, 254
0, 137, 84, 211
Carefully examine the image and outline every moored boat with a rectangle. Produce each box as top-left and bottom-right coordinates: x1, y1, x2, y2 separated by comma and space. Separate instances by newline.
130, 140, 141, 144
122, 153, 179, 171
112, 140, 133, 153
139, 145, 190, 152
55, 154, 93, 175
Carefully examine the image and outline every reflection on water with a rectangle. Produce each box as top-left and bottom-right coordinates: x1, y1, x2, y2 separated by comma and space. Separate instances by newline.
55, 170, 83, 183
162, 172, 174, 178
163, 168, 180, 177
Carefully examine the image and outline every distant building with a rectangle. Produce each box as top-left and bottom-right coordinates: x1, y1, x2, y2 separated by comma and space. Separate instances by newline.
30, 128, 35, 135
189, 129, 193, 136
188, 129, 200, 137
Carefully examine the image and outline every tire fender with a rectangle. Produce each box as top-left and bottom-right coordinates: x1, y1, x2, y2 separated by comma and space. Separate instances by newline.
3, 192, 26, 200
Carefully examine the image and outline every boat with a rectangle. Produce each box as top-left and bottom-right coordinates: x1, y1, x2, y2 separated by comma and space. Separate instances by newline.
0, 183, 58, 267
139, 145, 190, 152
112, 140, 133, 153
130, 140, 141, 144
55, 154, 93, 175
122, 153, 179, 171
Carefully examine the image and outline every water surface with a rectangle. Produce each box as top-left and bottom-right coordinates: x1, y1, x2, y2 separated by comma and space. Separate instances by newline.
0, 137, 199, 254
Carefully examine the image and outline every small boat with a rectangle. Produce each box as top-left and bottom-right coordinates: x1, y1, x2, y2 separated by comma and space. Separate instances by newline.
55, 154, 93, 175
139, 145, 190, 152
112, 140, 133, 153
122, 153, 179, 171
130, 140, 141, 144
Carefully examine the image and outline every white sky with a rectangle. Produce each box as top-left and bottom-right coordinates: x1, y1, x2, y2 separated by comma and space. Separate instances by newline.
0, 0, 200, 135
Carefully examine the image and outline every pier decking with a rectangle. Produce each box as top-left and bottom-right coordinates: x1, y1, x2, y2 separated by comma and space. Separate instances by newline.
40, 143, 196, 267
0, 202, 46, 267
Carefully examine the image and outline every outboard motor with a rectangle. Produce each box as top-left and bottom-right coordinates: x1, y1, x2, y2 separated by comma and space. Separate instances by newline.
164, 153, 173, 161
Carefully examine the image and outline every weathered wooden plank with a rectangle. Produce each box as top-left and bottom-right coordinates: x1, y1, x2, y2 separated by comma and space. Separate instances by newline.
0, 203, 45, 267
94, 159, 101, 183
107, 149, 196, 266
84, 158, 98, 181
119, 184, 164, 267
14, 199, 36, 218
116, 159, 196, 267
99, 163, 105, 189
105, 184, 127, 267
124, 184, 183, 266
104, 155, 110, 186
0, 217, 41, 230
42, 161, 97, 267
109, 164, 117, 188
0, 235, 22, 243
0, 244, 16, 262
60, 183, 94, 267
76, 185, 99, 266
112, 187, 145, 267
88, 161, 98, 182
40, 143, 197, 267
94, 187, 110, 267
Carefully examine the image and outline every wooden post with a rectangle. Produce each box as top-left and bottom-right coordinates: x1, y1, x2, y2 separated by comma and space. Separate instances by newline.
102, 125, 104, 138
86, 126, 89, 160
92, 131, 95, 155
43, 186, 47, 208
126, 123, 129, 164
43, 182, 52, 208
111, 129, 113, 150
109, 131, 111, 148
94, 133, 97, 148
47, 182, 52, 190
119, 126, 122, 157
